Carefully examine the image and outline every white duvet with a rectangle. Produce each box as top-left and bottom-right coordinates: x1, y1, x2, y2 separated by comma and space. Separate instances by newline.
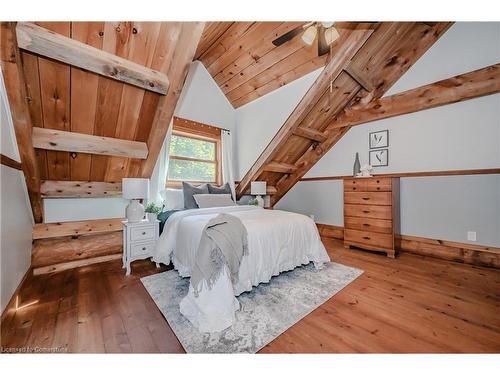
153, 205, 330, 332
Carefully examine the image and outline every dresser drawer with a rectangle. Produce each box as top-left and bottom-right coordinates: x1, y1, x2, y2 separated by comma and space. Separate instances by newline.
344, 191, 392, 206
130, 226, 156, 241
344, 216, 393, 234
344, 179, 367, 192
366, 178, 392, 192
130, 241, 156, 257
344, 204, 392, 220
344, 229, 393, 249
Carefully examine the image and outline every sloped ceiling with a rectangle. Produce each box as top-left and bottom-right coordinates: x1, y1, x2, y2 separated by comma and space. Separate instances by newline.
22, 22, 181, 183
195, 22, 330, 108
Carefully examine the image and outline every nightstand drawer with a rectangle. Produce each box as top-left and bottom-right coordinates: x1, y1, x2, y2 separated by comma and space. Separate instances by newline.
131, 226, 155, 241
130, 241, 156, 257
344, 191, 392, 206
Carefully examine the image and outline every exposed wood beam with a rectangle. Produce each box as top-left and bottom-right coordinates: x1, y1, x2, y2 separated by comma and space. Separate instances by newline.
16, 22, 169, 95
263, 161, 298, 174
344, 64, 374, 91
0, 22, 43, 222
40, 180, 122, 198
1, 153, 22, 170
33, 218, 123, 240
32, 127, 148, 159
292, 127, 327, 142
139, 22, 205, 178
331, 64, 500, 129
300, 168, 500, 182
236, 25, 375, 198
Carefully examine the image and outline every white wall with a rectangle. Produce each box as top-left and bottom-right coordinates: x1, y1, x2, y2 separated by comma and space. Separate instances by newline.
44, 61, 237, 223
235, 68, 322, 179
0, 70, 33, 313
276, 22, 500, 247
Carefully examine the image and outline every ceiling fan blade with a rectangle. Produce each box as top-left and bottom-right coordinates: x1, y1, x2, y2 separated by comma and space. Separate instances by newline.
317, 25, 330, 56
272, 26, 304, 47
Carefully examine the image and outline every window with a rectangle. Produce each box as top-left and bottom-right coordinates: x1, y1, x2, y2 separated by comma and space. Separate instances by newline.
167, 117, 221, 188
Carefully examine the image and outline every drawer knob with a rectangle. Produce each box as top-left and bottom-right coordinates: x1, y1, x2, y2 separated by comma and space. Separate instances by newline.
362, 197, 370, 201
353, 187, 356, 190
363, 223, 370, 227
376, 180, 380, 183
142, 231, 146, 235
142, 247, 146, 251
377, 187, 380, 190
363, 236, 370, 240
363, 210, 370, 213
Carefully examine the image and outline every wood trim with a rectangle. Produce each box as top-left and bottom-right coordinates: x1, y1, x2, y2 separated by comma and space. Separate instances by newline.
139, 22, 205, 178
300, 168, 500, 182
16, 22, 169, 95
236, 25, 375, 199
33, 253, 122, 276
331, 64, 500, 129
33, 218, 123, 240
317, 223, 500, 269
32, 127, 149, 159
169, 155, 217, 165
263, 161, 298, 174
173, 116, 223, 138
41, 180, 122, 198
344, 64, 374, 91
32, 231, 122, 268
0, 153, 22, 170
1, 22, 43, 222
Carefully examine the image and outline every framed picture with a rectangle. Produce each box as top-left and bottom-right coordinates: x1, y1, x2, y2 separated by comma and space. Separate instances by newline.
369, 130, 389, 149
369, 149, 389, 167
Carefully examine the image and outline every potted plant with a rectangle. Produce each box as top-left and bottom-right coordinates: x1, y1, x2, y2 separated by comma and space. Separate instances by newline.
144, 202, 162, 222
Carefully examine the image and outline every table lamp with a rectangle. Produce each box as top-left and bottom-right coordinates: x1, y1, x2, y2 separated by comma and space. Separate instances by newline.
122, 178, 149, 222
251, 181, 267, 208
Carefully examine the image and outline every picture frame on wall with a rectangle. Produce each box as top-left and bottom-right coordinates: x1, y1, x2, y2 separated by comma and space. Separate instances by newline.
369, 130, 389, 149
369, 149, 389, 167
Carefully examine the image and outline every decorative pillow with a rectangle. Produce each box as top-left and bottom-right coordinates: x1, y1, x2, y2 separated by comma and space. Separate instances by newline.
193, 194, 236, 208
161, 188, 184, 210
182, 182, 209, 209
208, 182, 232, 195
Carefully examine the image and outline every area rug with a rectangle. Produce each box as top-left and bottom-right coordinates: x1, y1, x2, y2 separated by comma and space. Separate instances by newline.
141, 262, 363, 353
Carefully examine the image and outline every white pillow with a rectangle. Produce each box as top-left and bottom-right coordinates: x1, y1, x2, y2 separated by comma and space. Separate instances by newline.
161, 188, 184, 210
193, 194, 236, 208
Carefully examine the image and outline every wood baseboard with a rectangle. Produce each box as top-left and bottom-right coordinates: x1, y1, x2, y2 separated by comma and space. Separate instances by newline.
316, 223, 500, 269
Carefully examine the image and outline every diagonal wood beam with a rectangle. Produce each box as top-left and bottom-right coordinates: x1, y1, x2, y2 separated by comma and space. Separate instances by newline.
330, 63, 500, 129
139, 22, 205, 178
236, 24, 375, 198
1, 22, 43, 222
32, 127, 148, 159
292, 127, 327, 142
16, 22, 169, 95
271, 22, 453, 205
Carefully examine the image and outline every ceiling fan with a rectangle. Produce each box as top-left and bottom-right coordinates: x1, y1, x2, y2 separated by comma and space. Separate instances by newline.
272, 22, 340, 56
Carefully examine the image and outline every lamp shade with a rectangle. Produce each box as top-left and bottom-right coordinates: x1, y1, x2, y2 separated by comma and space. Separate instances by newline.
251, 181, 267, 195
122, 178, 149, 200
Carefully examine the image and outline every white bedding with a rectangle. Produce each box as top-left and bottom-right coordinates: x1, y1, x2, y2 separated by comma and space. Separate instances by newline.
153, 205, 330, 332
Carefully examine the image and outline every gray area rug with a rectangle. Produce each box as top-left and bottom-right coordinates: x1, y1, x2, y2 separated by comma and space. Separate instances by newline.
141, 262, 363, 353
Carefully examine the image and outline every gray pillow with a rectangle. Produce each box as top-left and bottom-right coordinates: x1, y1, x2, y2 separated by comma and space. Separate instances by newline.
182, 182, 209, 209
208, 182, 231, 195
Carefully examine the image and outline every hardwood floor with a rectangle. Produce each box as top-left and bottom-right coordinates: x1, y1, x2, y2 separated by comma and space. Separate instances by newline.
2, 238, 499, 353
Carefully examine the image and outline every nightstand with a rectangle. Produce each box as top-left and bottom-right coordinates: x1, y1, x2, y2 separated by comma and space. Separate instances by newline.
122, 219, 160, 275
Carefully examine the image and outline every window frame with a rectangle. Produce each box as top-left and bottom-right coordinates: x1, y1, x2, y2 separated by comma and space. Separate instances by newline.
166, 117, 222, 189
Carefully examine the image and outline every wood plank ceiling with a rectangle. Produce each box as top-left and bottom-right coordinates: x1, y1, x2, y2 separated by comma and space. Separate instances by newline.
21, 22, 184, 183
195, 22, 330, 108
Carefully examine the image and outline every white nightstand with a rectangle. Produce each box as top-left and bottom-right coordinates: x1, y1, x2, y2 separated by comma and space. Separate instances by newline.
122, 219, 160, 275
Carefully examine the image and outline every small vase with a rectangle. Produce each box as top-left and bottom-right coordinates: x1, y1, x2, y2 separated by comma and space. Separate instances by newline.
147, 213, 157, 222
353, 152, 361, 177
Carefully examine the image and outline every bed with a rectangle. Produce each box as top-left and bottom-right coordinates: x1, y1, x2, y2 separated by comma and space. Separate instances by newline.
153, 205, 330, 332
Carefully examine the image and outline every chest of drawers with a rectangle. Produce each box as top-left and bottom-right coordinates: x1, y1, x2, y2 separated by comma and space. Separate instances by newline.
343, 177, 400, 258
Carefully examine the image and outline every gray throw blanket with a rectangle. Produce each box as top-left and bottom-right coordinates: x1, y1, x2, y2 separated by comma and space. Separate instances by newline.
190, 213, 248, 297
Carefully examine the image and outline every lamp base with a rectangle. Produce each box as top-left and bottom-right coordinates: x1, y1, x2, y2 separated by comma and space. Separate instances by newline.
255, 195, 264, 208
126, 199, 144, 222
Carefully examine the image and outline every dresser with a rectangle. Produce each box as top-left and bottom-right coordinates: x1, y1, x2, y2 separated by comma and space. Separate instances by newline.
122, 219, 160, 275
343, 177, 400, 258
